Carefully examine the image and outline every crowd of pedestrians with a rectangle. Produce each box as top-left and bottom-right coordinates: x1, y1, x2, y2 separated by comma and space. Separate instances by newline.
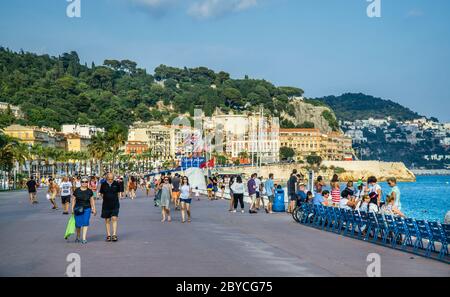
305, 175, 405, 218
24, 168, 406, 244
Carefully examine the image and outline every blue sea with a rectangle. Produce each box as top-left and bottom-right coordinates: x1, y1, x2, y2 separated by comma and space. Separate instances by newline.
383, 175, 450, 222
333, 175, 449, 222
281, 175, 450, 222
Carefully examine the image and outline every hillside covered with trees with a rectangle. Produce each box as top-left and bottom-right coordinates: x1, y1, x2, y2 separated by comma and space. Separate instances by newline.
0, 47, 429, 134
0, 47, 306, 131
312, 93, 423, 122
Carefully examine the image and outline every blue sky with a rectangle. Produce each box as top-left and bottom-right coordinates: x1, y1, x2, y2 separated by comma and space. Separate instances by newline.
0, 0, 449, 121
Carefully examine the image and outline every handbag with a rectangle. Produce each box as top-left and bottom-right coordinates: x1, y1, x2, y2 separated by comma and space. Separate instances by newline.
74, 205, 84, 216
64, 215, 76, 240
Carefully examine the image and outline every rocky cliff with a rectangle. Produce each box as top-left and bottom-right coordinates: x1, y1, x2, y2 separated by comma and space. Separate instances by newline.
281, 99, 337, 133
224, 161, 416, 183
321, 161, 416, 182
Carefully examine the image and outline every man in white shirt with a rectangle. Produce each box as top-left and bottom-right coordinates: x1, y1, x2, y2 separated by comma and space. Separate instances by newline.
339, 189, 357, 210
60, 176, 73, 215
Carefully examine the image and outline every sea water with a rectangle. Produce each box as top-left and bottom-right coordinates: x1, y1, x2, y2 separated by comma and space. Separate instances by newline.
305, 175, 450, 222
381, 175, 450, 222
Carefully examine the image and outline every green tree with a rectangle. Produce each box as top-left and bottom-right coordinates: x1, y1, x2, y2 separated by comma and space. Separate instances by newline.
106, 124, 127, 174
306, 154, 323, 167
0, 106, 16, 128
88, 132, 110, 176
321, 110, 339, 131
279, 146, 295, 160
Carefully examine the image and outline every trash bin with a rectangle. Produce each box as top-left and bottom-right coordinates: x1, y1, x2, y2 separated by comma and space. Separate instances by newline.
273, 188, 286, 212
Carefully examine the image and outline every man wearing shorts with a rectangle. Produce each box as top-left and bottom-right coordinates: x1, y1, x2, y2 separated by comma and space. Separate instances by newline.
247, 173, 258, 213
171, 173, 181, 210
26, 177, 38, 204
265, 174, 275, 214
99, 173, 123, 242
60, 177, 73, 215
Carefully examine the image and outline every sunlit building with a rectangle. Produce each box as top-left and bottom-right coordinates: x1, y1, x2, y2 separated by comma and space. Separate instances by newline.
280, 128, 353, 162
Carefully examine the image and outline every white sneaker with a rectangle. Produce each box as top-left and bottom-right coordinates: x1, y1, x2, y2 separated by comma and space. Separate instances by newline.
241, 209, 245, 213
232, 210, 237, 213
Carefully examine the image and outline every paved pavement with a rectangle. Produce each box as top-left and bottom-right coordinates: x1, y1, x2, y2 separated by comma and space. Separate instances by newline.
0, 189, 449, 277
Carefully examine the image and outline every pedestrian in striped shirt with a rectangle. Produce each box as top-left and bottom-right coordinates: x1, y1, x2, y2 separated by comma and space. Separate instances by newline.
330, 174, 341, 206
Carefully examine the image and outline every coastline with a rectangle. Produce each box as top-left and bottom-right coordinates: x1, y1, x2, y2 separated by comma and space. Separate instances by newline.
219, 161, 416, 183
410, 169, 450, 176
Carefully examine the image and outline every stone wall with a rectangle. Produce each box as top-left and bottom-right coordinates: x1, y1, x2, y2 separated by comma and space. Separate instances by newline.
223, 160, 416, 183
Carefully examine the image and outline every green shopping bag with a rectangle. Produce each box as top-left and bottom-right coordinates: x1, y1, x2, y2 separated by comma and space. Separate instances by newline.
64, 215, 76, 240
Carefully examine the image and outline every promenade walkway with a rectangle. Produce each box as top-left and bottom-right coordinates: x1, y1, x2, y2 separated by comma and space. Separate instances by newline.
0, 190, 448, 277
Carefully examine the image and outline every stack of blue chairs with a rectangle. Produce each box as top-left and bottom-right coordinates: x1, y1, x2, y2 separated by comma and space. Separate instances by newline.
292, 204, 449, 262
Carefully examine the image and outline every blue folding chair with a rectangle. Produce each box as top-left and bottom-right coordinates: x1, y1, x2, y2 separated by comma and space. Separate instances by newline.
339, 208, 348, 233
352, 210, 363, 238
344, 209, 355, 236
376, 213, 391, 245
416, 220, 435, 257
305, 203, 315, 224
300, 203, 310, 224
440, 224, 450, 260
359, 211, 369, 239
428, 222, 447, 259
312, 205, 321, 226
325, 207, 335, 231
320, 206, 329, 230
311, 205, 319, 226
404, 218, 423, 252
322, 206, 332, 230
394, 217, 409, 250
332, 207, 342, 233
365, 212, 380, 242
384, 215, 401, 248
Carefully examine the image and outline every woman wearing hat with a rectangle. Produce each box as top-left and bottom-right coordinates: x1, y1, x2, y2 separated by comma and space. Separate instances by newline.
71, 177, 96, 244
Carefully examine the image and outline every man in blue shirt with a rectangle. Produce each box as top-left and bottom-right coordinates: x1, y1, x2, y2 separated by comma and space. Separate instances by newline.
297, 183, 307, 206
313, 190, 329, 206
264, 173, 275, 214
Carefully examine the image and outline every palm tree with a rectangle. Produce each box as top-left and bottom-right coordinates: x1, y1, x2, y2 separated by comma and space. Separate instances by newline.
0, 135, 31, 188
65, 151, 78, 176
118, 153, 131, 174
88, 132, 110, 176
135, 153, 143, 173
30, 144, 45, 178
44, 147, 59, 178
238, 151, 249, 159
12, 142, 30, 170
51, 148, 66, 177
0, 138, 27, 166
60, 150, 71, 176
141, 149, 153, 173
78, 151, 90, 175
106, 125, 127, 174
